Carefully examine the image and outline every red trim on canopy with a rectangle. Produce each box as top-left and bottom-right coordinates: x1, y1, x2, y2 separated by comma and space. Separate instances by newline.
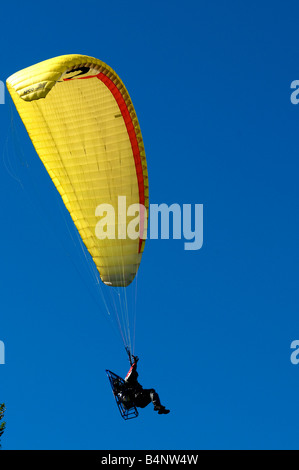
64, 72, 146, 252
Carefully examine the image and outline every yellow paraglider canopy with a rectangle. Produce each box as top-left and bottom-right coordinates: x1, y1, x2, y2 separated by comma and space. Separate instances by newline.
7, 54, 149, 287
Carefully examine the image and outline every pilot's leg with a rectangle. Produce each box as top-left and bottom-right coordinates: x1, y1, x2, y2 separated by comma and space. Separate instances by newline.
148, 389, 170, 414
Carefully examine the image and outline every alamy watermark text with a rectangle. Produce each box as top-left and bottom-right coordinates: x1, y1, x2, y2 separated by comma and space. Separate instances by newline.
95, 197, 203, 251
0, 341, 4, 364
0, 81, 4, 105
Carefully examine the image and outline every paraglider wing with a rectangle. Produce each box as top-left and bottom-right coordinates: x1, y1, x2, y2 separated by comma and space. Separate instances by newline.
6, 55, 149, 287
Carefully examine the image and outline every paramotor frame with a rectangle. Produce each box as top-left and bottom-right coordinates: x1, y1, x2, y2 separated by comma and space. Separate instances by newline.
106, 369, 139, 420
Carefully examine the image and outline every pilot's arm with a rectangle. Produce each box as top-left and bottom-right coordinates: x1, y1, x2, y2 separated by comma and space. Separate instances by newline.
125, 356, 139, 384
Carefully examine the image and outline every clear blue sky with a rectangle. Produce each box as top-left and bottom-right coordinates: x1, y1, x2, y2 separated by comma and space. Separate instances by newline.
1, 0, 299, 450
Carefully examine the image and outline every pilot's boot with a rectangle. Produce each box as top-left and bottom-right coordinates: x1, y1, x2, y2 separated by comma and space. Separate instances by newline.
158, 406, 170, 414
